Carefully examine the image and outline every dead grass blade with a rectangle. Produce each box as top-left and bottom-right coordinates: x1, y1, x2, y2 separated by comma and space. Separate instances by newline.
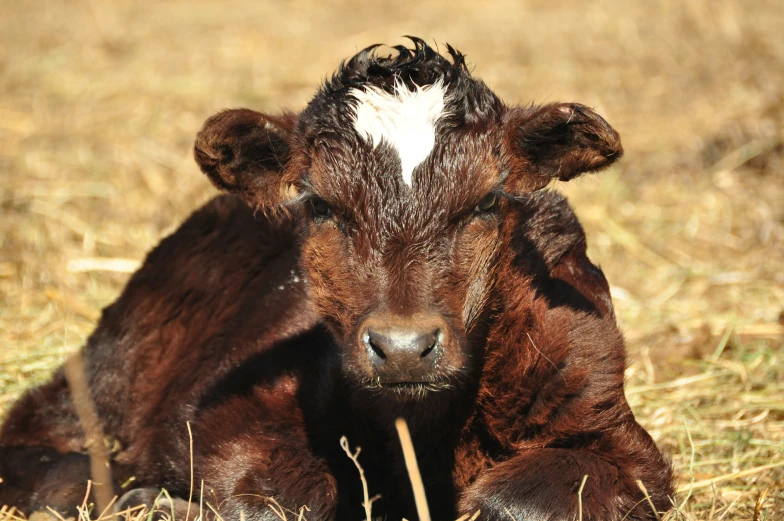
455, 510, 481, 521
185, 422, 194, 521
64, 353, 115, 516
577, 475, 589, 521
636, 480, 662, 521
340, 436, 380, 521
395, 418, 431, 521
752, 488, 770, 521
675, 461, 784, 493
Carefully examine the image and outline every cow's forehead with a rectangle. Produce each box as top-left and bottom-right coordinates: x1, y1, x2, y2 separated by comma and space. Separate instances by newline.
349, 80, 448, 187
296, 41, 506, 207
305, 92, 500, 194
306, 127, 498, 230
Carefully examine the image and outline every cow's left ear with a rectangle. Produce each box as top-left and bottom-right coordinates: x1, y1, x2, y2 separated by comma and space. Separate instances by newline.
194, 109, 299, 212
503, 103, 623, 194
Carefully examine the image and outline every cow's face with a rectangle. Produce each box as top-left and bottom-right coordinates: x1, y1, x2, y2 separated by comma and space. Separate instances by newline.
298, 84, 505, 394
193, 40, 622, 398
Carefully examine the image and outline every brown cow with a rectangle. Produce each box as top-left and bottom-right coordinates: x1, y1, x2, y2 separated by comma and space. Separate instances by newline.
0, 38, 673, 521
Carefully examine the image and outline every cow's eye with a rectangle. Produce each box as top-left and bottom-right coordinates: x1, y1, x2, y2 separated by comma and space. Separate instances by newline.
474, 193, 498, 214
309, 196, 332, 219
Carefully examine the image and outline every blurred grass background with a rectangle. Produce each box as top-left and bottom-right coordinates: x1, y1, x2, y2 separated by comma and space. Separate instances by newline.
0, 0, 782, 519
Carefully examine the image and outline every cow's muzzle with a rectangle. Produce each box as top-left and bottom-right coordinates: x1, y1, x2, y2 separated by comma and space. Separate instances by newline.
358, 313, 448, 384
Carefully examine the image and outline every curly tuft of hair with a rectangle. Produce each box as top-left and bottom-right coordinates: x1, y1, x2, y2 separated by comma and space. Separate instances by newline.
304, 37, 503, 132
334, 36, 468, 92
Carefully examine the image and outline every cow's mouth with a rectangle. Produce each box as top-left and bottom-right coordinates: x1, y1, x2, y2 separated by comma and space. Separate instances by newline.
375, 380, 452, 398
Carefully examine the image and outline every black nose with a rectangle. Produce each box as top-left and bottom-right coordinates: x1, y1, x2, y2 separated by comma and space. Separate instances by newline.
362, 326, 443, 383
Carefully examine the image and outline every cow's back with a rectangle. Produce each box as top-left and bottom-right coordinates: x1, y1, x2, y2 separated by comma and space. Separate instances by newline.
1, 194, 319, 488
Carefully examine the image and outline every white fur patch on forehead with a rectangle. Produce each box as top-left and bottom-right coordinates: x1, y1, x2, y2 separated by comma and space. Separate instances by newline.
350, 80, 447, 187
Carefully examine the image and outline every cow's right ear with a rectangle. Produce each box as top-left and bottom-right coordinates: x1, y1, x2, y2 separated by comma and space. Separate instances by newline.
502, 103, 623, 194
194, 109, 299, 211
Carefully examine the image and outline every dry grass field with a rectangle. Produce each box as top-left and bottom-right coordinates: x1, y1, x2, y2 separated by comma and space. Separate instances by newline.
1, 0, 783, 519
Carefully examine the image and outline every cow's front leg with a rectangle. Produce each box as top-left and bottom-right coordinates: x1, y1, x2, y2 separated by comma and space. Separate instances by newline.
205, 458, 338, 521
459, 448, 668, 521
117, 435, 338, 521
198, 427, 338, 521
117, 465, 336, 521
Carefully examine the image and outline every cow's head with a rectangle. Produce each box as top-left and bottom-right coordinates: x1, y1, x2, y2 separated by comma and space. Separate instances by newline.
194, 39, 622, 400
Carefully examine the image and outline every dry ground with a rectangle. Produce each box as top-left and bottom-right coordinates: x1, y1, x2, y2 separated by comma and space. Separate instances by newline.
1, 0, 783, 519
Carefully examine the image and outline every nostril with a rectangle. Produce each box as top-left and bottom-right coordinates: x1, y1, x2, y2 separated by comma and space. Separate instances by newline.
365, 331, 387, 360
420, 330, 440, 358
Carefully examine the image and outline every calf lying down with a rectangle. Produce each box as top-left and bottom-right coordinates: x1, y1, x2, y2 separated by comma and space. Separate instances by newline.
0, 38, 673, 521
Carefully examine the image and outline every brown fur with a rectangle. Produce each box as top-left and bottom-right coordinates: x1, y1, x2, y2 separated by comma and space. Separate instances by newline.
0, 40, 672, 521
